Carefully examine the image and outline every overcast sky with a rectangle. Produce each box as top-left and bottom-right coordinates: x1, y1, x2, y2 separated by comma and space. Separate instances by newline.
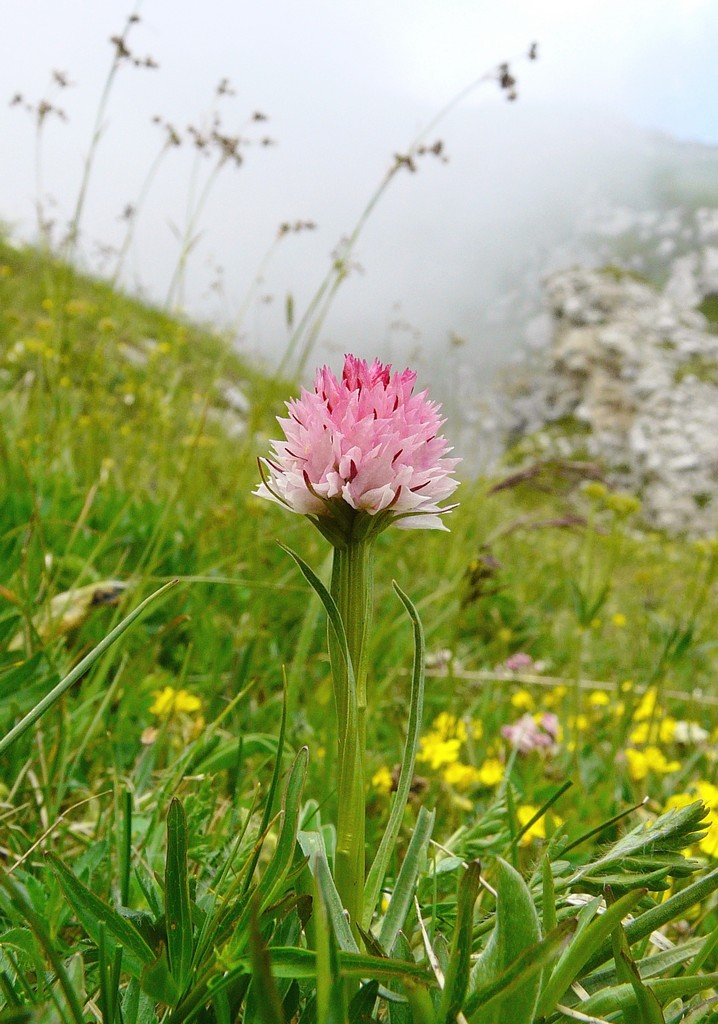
2, 1, 717, 376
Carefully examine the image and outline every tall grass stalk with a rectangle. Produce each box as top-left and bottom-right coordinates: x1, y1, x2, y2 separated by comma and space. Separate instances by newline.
277, 44, 538, 380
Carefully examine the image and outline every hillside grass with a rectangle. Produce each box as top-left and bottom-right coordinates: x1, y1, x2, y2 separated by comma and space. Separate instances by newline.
2, 237, 718, 1019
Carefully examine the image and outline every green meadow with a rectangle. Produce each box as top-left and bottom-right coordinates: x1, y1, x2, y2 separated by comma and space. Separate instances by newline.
2, 232, 718, 1021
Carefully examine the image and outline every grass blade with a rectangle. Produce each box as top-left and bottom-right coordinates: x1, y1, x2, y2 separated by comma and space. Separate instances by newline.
363, 581, 425, 930
242, 674, 289, 896
298, 831, 360, 953
279, 545, 354, 690
255, 746, 310, 912
0, 579, 179, 757
46, 853, 155, 976
378, 806, 435, 953
313, 872, 347, 1024
580, 973, 718, 1017
464, 919, 577, 1020
248, 896, 287, 1024
437, 859, 482, 1023
469, 858, 542, 1024
165, 798, 194, 994
536, 888, 647, 1017
582, 865, 718, 977
0, 871, 86, 1024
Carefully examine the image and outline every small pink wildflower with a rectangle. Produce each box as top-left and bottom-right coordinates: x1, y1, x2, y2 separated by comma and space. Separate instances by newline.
255, 355, 459, 541
501, 713, 556, 754
537, 712, 560, 741
504, 652, 535, 673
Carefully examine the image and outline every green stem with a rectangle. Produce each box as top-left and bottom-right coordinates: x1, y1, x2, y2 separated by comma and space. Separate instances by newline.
329, 537, 374, 938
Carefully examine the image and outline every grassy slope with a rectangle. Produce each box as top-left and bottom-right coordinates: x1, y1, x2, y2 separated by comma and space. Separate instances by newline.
1, 235, 718, 862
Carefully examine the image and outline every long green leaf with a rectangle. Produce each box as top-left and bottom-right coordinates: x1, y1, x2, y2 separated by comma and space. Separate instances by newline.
242, 675, 289, 897
0, 870, 86, 1024
536, 888, 646, 1017
46, 853, 155, 976
437, 860, 482, 1023
465, 919, 577, 1020
0, 579, 178, 757
312, 869, 347, 1024
172, 944, 433, 1024
470, 858, 542, 1024
297, 831, 359, 953
580, 973, 718, 1017
192, 734, 279, 774
247, 897, 287, 1024
586, 934, 705, 991
221, 947, 434, 984
619, 948, 665, 1024
255, 747, 309, 912
165, 799, 193, 993
279, 545, 354, 692
363, 581, 426, 929
378, 806, 434, 952
582, 866, 718, 976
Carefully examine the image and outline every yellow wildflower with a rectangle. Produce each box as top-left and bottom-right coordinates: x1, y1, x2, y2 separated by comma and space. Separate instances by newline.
612, 612, 627, 628
471, 719, 483, 741
517, 806, 562, 847
497, 627, 513, 644
443, 763, 482, 789
699, 823, 718, 858
695, 781, 718, 809
660, 717, 677, 743
633, 688, 658, 721
371, 766, 393, 795
417, 734, 461, 770
567, 714, 589, 732
150, 686, 202, 718
544, 685, 568, 709
477, 758, 504, 787
629, 722, 648, 745
629, 716, 675, 746
625, 746, 680, 782
511, 689, 534, 711
588, 690, 610, 708
431, 712, 467, 743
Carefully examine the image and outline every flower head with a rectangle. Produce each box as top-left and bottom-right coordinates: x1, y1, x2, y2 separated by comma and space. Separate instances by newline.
150, 686, 202, 718
504, 652, 535, 673
501, 712, 557, 754
255, 355, 459, 543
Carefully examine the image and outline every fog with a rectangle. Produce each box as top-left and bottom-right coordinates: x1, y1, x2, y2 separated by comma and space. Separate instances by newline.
2, 1, 717, 390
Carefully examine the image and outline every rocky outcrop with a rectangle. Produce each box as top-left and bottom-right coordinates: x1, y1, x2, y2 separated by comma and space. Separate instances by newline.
505, 257, 718, 533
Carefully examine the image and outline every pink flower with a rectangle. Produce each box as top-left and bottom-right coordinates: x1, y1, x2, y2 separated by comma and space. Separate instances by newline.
501, 713, 556, 754
504, 652, 535, 673
537, 712, 560, 741
255, 355, 459, 539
